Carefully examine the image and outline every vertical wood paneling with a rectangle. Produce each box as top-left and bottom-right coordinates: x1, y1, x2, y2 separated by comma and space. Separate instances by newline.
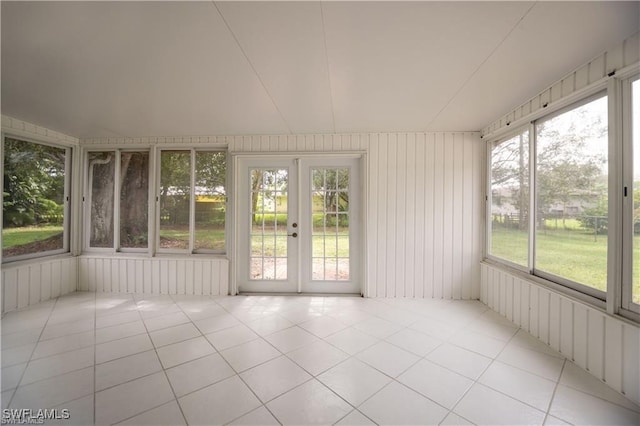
549, 293, 561, 350
387, 134, 398, 297
160, 261, 168, 294
538, 289, 550, 344
368, 134, 379, 297
622, 324, 640, 402
29, 266, 41, 305
433, 134, 445, 299
482, 33, 639, 140
41, 262, 52, 302
185, 261, 194, 295
529, 286, 539, 338
3, 268, 18, 313
560, 299, 574, 358
95, 258, 103, 292
604, 319, 623, 392
443, 135, 454, 299
405, 133, 416, 298
376, 134, 387, 297
168, 260, 177, 294
51, 261, 62, 298
227, 131, 483, 300
462, 135, 473, 300
119, 260, 128, 293
394, 134, 405, 297
203, 262, 212, 296
481, 263, 640, 405
520, 281, 530, 330
512, 278, 522, 327
143, 261, 152, 293
414, 133, 426, 299
588, 310, 605, 379
573, 305, 588, 368
195, 261, 203, 296
177, 261, 186, 295
221, 261, 229, 295
1, 257, 77, 313
452, 134, 463, 300
425, 134, 436, 298
135, 260, 144, 294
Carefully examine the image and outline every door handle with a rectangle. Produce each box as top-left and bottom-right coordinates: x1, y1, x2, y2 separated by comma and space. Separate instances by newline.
288, 232, 298, 238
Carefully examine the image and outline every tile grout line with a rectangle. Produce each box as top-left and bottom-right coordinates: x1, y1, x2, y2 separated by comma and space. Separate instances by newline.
542, 358, 568, 425
6, 294, 59, 409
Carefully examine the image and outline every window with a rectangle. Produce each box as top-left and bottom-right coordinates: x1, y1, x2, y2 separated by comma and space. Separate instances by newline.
535, 95, 608, 295
2, 136, 70, 261
489, 129, 529, 267
487, 94, 609, 298
87, 150, 149, 251
158, 149, 226, 253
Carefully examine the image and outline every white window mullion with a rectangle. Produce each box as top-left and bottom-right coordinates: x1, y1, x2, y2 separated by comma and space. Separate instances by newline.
189, 149, 196, 253
149, 145, 157, 257
529, 122, 536, 274
607, 79, 623, 315
63, 146, 72, 253
113, 150, 121, 252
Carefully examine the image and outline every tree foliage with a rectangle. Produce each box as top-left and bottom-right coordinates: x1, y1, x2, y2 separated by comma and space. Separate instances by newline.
3, 138, 65, 227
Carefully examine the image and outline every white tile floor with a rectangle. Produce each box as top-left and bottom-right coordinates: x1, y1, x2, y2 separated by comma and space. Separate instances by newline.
1, 292, 639, 425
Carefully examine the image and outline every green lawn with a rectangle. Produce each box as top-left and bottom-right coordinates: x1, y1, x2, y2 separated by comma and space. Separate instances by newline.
2, 225, 63, 248
491, 224, 640, 303
159, 227, 225, 250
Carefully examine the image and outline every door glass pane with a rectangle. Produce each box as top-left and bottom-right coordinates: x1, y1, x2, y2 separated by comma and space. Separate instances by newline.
250, 169, 288, 280
311, 168, 350, 281
120, 152, 149, 249
490, 130, 529, 266
535, 95, 608, 292
89, 152, 115, 248
159, 151, 190, 249
195, 151, 226, 251
632, 79, 640, 305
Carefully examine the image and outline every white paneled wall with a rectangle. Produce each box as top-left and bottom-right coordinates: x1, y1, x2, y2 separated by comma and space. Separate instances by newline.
367, 133, 484, 298
82, 131, 483, 299
78, 256, 229, 296
2, 130, 483, 307
482, 31, 640, 139
222, 132, 483, 298
2, 257, 77, 313
481, 263, 640, 405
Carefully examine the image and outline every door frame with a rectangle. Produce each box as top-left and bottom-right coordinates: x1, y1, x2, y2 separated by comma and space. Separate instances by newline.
230, 152, 367, 296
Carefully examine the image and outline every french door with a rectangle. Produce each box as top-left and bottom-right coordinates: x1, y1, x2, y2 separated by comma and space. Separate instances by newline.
236, 156, 362, 294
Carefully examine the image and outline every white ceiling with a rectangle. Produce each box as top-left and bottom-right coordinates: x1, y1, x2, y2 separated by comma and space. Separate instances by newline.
1, 1, 638, 138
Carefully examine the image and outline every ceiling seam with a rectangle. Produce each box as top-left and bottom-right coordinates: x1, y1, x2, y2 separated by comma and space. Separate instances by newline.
210, 1, 294, 134
424, 1, 538, 131
320, 2, 337, 134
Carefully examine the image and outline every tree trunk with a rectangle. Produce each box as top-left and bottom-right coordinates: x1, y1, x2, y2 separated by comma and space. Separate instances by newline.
120, 153, 149, 247
90, 155, 114, 247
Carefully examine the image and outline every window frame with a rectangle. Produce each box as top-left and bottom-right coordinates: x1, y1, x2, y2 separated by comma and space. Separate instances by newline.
622, 73, 640, 317
486, 92, 611, 303
485, 126, 531, 273
532, 91, 609, 301
83, 148, 151, 254
156, 147, 227, 255
2, 133, 72, 263
485, 70, 640, 323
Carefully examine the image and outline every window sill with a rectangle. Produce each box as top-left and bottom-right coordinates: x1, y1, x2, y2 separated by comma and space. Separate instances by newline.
2, 251, 73, 268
